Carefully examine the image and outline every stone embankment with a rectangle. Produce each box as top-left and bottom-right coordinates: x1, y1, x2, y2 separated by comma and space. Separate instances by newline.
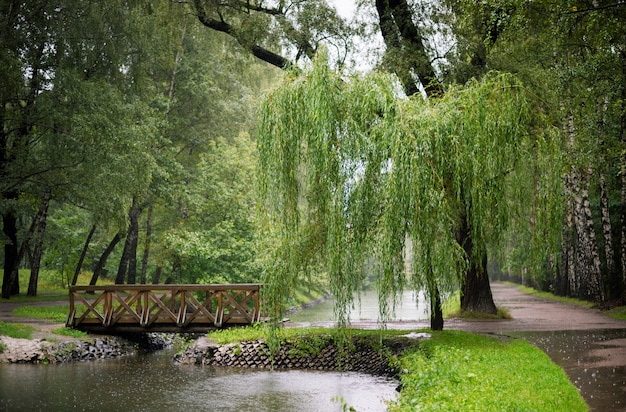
176, 335, 420, 377
0, 333, 173, 364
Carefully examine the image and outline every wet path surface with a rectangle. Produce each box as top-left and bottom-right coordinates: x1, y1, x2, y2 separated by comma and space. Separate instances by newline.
509, 329, 626, 411
288, 283, 626, 411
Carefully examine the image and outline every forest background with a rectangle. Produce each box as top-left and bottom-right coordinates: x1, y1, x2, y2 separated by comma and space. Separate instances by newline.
1, 1, 625, 325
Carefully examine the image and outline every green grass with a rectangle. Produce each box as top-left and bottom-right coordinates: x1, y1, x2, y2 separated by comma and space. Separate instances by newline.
51, 327, 87, 338
604, 305, 626, 321
0, 321, 35, 339
208, 326, 586, 411
389, 330, 587, 412
207, 324, 339, 345
12, 305, 69, 323
1, 269, 114, 299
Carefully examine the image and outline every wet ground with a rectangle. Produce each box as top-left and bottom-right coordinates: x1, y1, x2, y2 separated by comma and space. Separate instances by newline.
287, 283, 626, 411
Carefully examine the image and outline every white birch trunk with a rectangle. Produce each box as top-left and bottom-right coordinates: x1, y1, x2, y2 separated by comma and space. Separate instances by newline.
572, 168, 605, 302
599, 174, 615, 280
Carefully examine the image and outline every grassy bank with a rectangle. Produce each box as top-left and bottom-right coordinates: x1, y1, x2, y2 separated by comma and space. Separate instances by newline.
208, 326, 587, 411
389, 330, 586, 411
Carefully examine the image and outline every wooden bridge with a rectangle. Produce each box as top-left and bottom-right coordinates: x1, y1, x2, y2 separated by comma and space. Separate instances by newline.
66, 284, 262, 333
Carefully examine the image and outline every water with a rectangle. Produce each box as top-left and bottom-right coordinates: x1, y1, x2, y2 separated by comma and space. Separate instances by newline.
0, 350, 398, 412
289, 289, 430, 322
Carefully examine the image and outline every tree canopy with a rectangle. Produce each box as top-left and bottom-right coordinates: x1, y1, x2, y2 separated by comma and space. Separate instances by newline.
258, 54, 559, 328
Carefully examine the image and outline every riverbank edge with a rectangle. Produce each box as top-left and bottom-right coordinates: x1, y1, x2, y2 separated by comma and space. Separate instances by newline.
0, 333, 175, 364
175, 333, 427, 378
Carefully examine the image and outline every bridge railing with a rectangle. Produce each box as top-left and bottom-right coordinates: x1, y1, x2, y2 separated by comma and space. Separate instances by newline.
67, 284, 262, 333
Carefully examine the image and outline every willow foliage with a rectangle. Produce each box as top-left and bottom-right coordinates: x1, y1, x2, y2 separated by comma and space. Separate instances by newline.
258, 54, 560, 330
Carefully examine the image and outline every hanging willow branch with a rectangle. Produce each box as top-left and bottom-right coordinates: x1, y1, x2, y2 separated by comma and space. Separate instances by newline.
258, 53, 561, 333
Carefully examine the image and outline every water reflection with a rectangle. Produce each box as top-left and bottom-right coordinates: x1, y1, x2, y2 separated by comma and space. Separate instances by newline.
289, 289, 430, 322
0, 350, 398, 412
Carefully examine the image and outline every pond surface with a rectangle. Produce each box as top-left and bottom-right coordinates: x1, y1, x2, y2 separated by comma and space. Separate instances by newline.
0, 350, 398, 411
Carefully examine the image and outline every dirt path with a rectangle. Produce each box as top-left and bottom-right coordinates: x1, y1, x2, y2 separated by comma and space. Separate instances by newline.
447, 282, 626, 333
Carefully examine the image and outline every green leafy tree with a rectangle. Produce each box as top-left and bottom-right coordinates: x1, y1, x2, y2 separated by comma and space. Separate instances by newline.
258, 55, 557, 330
163, 133, 259, 284
1, 1, 161, 298
446, 0, 626, 302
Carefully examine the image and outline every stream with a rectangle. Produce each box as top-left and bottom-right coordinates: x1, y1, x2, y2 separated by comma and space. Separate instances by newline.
0, 349, 398, 411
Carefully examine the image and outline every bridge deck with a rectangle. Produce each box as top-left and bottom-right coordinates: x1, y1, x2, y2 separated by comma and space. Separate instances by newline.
67, 284, 262, 333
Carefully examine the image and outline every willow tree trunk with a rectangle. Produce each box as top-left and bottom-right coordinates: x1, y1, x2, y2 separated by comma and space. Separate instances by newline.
375, 0, 496, 319
458, 214, 497, 314
430, 287, 444, 330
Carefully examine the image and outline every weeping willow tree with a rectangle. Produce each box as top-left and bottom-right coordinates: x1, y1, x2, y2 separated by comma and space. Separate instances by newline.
257, 54, 560, 333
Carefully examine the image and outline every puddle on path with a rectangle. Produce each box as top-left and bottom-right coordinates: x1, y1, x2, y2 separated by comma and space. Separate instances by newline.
508, 329, 626, 412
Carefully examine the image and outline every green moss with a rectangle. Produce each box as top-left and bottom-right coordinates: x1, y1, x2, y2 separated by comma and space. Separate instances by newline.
288, 333, 334, 358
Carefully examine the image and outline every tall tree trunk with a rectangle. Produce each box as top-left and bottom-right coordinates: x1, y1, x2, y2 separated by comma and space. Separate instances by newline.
599, 173, 616, 295
458, 213, 497, 314
374, 0, 501, 321
374, 0, 443, 97
72, 223, 97, 286
560, 190, 577, 297
2, 192, 50, 299
430, 286, 443, 330
152, 265, 163, 284
115, 199, 141, 284
89, 233, 122, 287
620, 49, 626, 301
1, 202, 19, 298
140, 205, 153, 284
571, 168, 605, 302
595, 90, 617, 299
27, 192, 51, 296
